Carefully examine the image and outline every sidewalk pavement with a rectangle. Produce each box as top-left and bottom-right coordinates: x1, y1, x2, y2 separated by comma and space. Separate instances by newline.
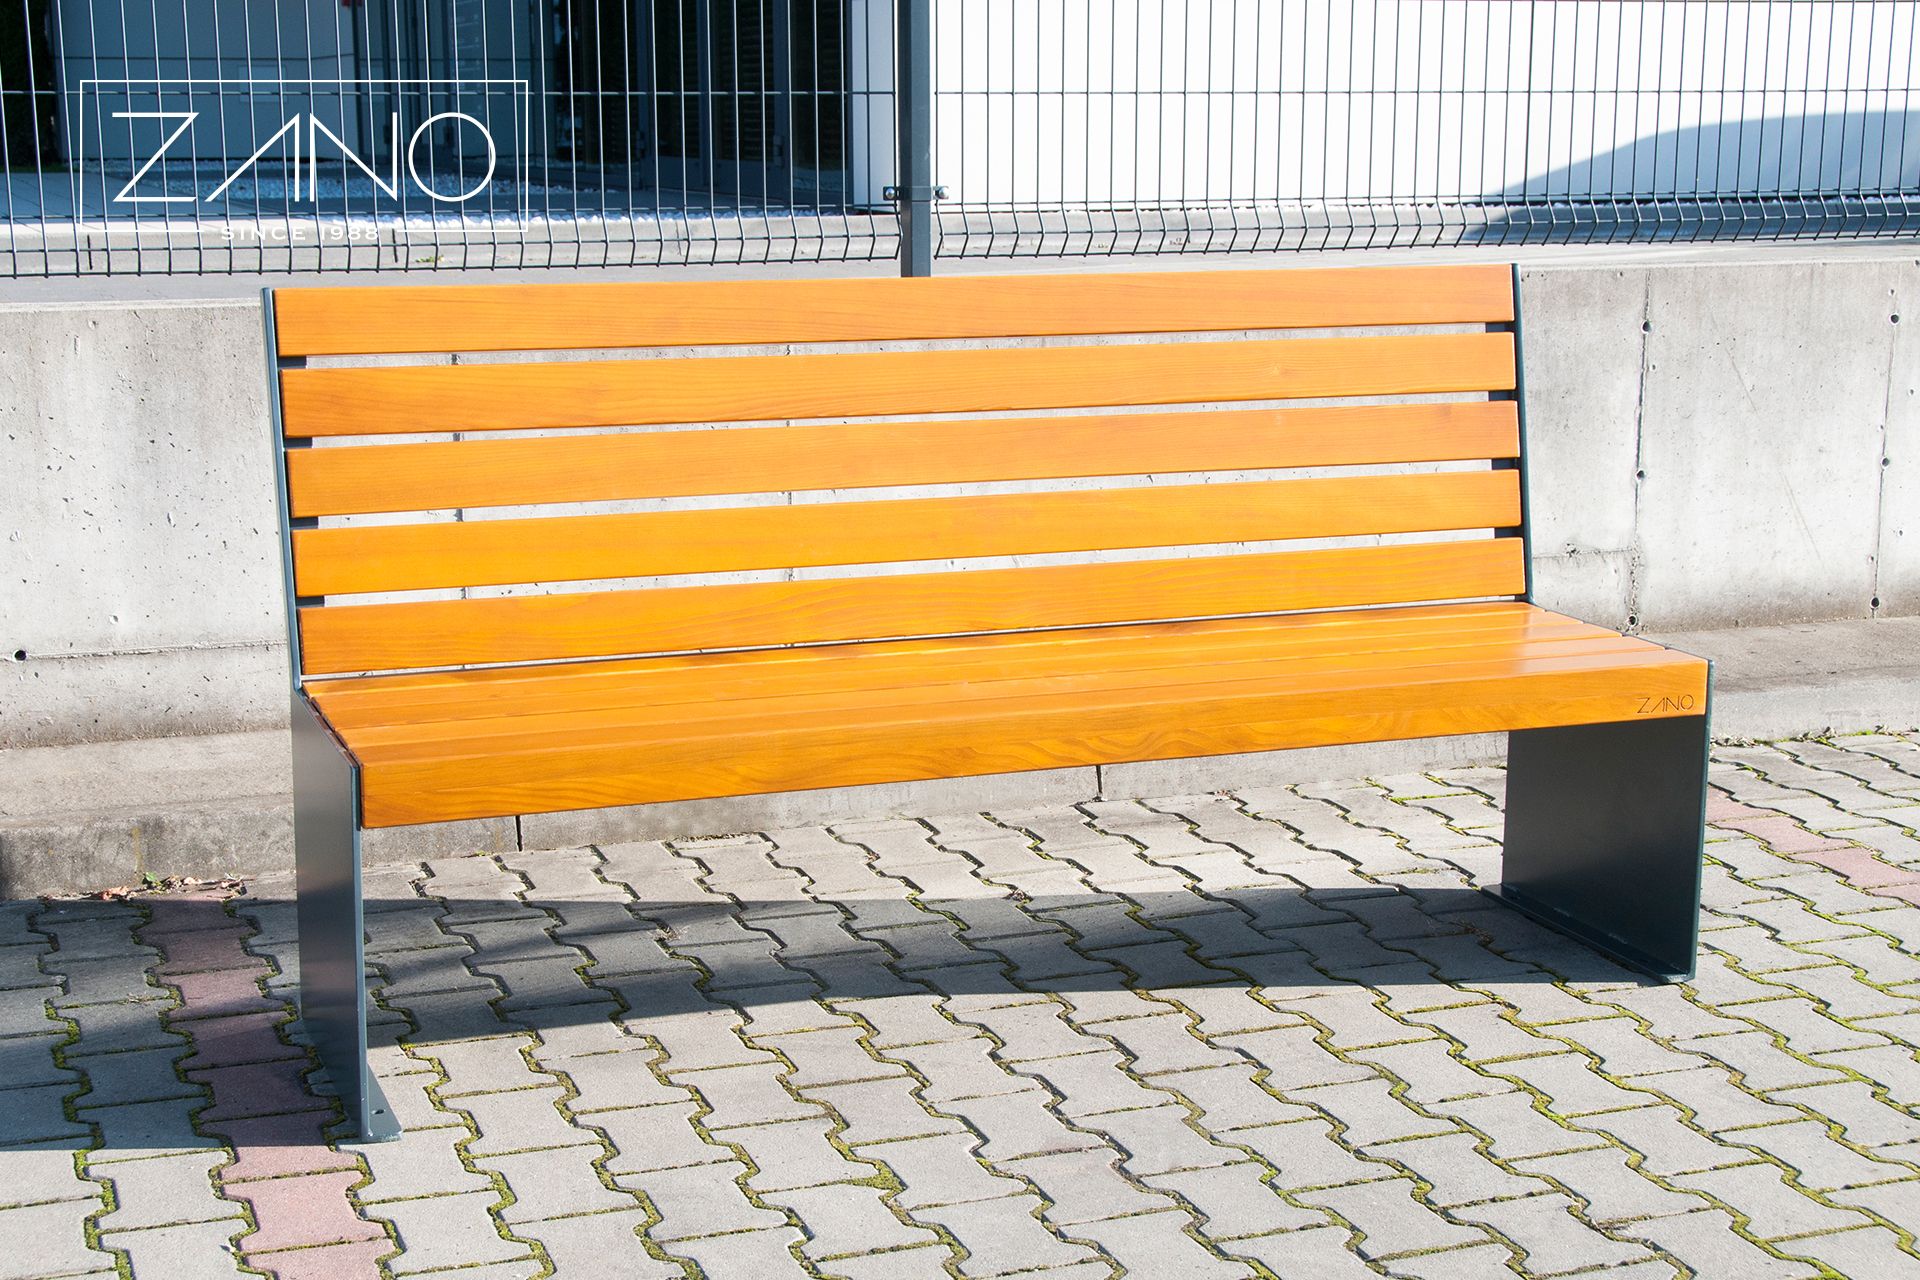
2, 733, 1919, 1280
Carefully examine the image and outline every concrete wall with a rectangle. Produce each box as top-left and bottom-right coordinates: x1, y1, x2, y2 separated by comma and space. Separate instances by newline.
2, 252, 1914, 750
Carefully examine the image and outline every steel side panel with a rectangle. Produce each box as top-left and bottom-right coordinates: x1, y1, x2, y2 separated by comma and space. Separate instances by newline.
1501, 695, 1711, 979
291, 690, 397, 1141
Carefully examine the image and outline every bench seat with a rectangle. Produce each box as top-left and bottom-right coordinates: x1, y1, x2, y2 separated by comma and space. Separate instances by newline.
309, 601, 1707, 828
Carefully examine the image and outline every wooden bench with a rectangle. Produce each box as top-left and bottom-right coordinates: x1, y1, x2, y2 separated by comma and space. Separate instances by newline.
264, 265, 1711, 1141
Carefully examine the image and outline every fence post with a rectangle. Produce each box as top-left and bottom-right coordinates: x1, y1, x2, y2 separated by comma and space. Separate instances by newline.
895, 0, 935, 276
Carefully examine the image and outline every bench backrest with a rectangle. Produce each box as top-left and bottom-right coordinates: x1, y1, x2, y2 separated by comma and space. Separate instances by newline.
266, 266, 1527, 682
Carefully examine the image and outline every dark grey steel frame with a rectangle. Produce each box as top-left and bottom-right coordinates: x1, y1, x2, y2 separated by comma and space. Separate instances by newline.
265, 292, 401, 1144
263, 267, 1710, 1143
1494, 264, 1711, 981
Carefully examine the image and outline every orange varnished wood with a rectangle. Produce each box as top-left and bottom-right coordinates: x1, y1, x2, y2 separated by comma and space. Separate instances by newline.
277, 332, 1516, 437
296, 537, 1529, 675
268, 265, 1712, 833
285, 402, 1520, 517
309, 602, 1600, 728
271, 265, 1517, 356
292, 470, 1521, 596
352, 648, 1710, 826
342, 634, 1663, 761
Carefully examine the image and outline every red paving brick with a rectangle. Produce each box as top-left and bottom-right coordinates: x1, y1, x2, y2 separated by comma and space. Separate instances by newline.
228, 1170, 386, 1253
1707, 793, 1775, 824
138, 893, 245, 937
1721, 814, 1857, 854
1792, 846, 1920, 889
245, 1236, 391, 1279
179, 1011, 304, 1071
205, 1110, 360, 1182
192, 1058, 329, 1121
169, 965, 283, 1021
153, 924, 260, 976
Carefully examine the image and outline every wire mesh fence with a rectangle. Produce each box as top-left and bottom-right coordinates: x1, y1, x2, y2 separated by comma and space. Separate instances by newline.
2, 0, 1917, 276
1, 0, 902, 273
933, 0, 1920, 256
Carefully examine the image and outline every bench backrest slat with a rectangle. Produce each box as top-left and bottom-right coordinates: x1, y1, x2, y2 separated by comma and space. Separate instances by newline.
269, 265, 1530, 680
291, 471, 1521, 597
286, 402, 1518, 518
298, 539, 1527, 675
278, 333, 1513, 437
271, 265, 1515, 356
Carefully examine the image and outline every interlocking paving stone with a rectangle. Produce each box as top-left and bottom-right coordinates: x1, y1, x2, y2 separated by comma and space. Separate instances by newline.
372, 1189, 531, 1274
13, 734, 1920, 1277
481, 1145, 637, 1222
0, 1199, 111, 1279
455, 1084, 600, 1156
98, 1219, 251, 1279
1623, 1208, 1825, 1279
910, 1194, 1104, 1276
663, 1226, 813, 1279
92, 1149, 241, 1232
513, 1208, 681, 1278
619, 1160, 789, 1240
762, 1182, 940, 1258
1067, 1208, 1257, 1277
357, 1125, 493, 1203
1509, 1145, 1712, 1225
0, 987, 64, 1039
1007, 1147, 1173, 1224
1452, 1191, 1650, 1273
1292, 1177, 1494, 1258
727, 1117, 882, 1193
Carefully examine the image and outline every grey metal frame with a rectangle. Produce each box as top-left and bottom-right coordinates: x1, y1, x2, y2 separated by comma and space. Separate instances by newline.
265, 291, 400, 1144
1495, 265, 1710, 980
1500, 699, 1713, 981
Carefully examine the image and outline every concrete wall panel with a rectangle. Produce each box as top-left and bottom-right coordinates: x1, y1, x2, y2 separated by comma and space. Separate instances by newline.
0, 300, 285, 745
1878, 278, 1920, 617
1516, 265, 1646, 628
3, 251, 1914, 749
1634, 261, 1898, 629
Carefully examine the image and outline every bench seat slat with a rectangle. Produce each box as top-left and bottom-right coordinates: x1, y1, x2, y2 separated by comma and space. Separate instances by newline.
292, 470, 1521, 596
310, 602, 1601, 726
277, 333, 1516, 437
341, 634, 1662, 762
297, 538, 1527, 675
348, 637, 1709, 826
285, 402, 1520, 518
271, 265, 1517, 356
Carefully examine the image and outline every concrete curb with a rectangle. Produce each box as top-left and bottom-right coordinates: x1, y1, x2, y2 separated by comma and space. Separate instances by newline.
4, 616, 1916, 898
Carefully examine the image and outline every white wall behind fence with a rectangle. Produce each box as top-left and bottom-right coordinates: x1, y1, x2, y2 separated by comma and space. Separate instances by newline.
929, 0, 1920, 209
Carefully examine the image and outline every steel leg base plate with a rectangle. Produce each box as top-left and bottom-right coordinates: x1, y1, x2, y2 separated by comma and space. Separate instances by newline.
1489, 884, 1695, 982
354, 1069, 401, 1144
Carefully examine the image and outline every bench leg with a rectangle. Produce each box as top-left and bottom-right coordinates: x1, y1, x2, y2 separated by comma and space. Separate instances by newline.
292, 692, 401, 1143
1498, 712, 1711, 981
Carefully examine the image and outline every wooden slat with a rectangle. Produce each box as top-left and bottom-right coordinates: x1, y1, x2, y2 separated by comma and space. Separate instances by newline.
343, 634, 1662, 761
271, 266, 1516, 356
355, 652, 1708, 826
311, 605, 1607, 729
297, 537, 1527, 675
309, 602, 1596, 728
286, 402, 1520, 518
292, 470, 1521, 596
277, 333, 1516, 437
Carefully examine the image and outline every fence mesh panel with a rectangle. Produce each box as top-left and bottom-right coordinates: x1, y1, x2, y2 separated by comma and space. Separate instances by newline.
2, 0, 1915, 276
